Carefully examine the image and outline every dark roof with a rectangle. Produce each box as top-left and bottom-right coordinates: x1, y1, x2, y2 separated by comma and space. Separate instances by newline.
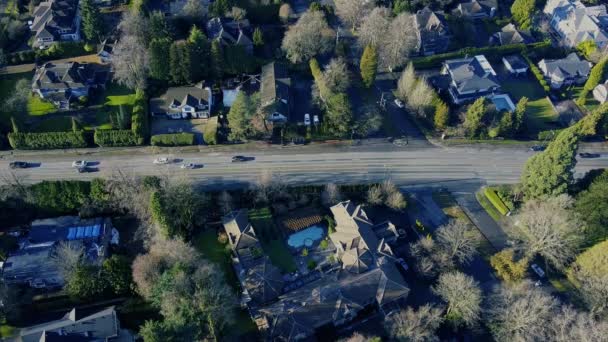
243, 257, 285, 305
206, 17, 253, 50
14, 307, 120, 342
540, 52, 592, 78
150, 83, 212, 114
503, 54, 528, 70
33, 62, 106, 92
492, 24, 532, 45
31, 0, 79, 42
455, 0, 498, 17
444, 55, 500, 93
415, 7, 450, 53
260, 62, 291, 116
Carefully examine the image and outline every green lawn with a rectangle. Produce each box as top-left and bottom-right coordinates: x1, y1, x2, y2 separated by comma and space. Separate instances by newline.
102, 82, 137, 107
28, 95, 57, 116
475, 190, 503, 222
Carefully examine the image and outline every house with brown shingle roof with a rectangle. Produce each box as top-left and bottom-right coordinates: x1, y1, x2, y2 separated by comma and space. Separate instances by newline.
30, 0, 81, 48
414, 7, 451, 56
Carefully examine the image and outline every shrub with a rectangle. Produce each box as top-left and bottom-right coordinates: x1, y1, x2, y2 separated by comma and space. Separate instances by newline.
490, 248, 529, 283
203, 117, 218, 145
484, 187, 510, 215
523, 53, 550, 94
151, 133, 195, 146
94, 130, 139, 147
29, 180, 91, 215
8, 131, 88, 150
307, 260, 317, 270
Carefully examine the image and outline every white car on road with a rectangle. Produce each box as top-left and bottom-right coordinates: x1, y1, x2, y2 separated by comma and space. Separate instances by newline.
153, 157, 170, 165
394, 99, 405, 108
181, 163, 197, 169
72, 160, 89, 168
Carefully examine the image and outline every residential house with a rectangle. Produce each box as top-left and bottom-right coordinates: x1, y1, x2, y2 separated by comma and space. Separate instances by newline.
206, 17, 253, 55
544, 0, 608, 49
30, 0, 81, 49
502, 54, 529, 75
593, 79, 608, 102
98, 39, 114, 64
490, 23, 533, 45
414, 7, 451, 56
1, 216, 115, 289
441, 55, 501, 104
222, 201, 409, 341
150, 82, 213, 119
9, 307, 134, 342
538, 52, 592, 88
453, 0, 498, 19
261, 62, 291, 123
32, 61, 108, 109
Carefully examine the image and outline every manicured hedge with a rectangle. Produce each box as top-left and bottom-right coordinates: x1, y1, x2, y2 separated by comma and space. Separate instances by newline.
6, 42, 87, 66
484, 187, 510, 216
412, 40, 552, 69
7, 131, 88, 150
523, 53, 551, 93
151, 133, 195, 146
94, 130, 140, 147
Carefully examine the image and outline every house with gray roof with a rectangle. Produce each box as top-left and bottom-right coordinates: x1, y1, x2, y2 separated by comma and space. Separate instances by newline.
10, 306, 134, 342
150, 82, 213, 119
593, 79, 608, 103
206, 17, 253, 55
453, 0, 498, 19
30, 0, 81, 49
261, 62, 291, 123
1, 216, 115, 289
502, 54, 529, 75
544, 0, 608, 49
32, 62, 108, 109
414, 7, 451, 56
490, 24, 533, 46
538, 53, 592, 89
441, 55, 501, 104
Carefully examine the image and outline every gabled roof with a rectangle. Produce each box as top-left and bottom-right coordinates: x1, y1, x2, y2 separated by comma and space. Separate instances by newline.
492, 24, 532, 45
206, 17, 252, 48
30, 0, 78, 42
455, 0, 498, 17
341, 247, 373, 274
539, 52, 592, 78
243, 257, 285, 305
415, 7, 450, 53
33, 62, 105, 92
444, 55, 500, 93
150, 83, 212, 114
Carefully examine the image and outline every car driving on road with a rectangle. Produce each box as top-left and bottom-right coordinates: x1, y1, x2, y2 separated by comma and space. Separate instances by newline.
529, 145, 545, 152
181, 163, 197, 169
77, 167, 93, 173
231, 155, 249, 162
579, 152, 600, 158
153, 157, 170, 165
394, 99, 405, 108
9, 161, 29, 169
72, 160, 89, 168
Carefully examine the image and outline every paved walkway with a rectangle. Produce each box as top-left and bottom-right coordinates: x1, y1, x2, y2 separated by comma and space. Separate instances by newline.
453, 192, 510, 250
0, 54, 101, 75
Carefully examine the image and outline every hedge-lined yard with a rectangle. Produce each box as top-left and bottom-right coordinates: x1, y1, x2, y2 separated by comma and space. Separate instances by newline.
8, 131, 89, 150
151, 133, 195, 146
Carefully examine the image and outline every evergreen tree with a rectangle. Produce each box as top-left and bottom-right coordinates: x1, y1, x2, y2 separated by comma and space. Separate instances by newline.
81, 0, 103, 42
514, 97, 528, 134
210, 0, 230, 17
71, 117, 80, 132
10, 117, 18, 133
464, 98, 486, 138
210, 40, 224, 80
253, 27, 264, 46
511, 0, 535, 31
169, 42, 192, 85
149, 38, 171, 81
434, 101, 449, 130
583, 56, 608, 92
325, 93, 353, 136
498, 111, 514, 138
360, 44, 378, 88
187, 26, 209, 82
149, 11, 171, 42
521, 127, 579, 199
228, 92, 255, 141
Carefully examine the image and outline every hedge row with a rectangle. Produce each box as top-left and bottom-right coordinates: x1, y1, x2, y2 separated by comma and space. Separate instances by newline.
523, 53, 551, 93
7, 131, 88, 150
412, 40, 552, 69
94, 130, 140, 147
5, 42, 87, 66
484, 187, 510, 216
151, 133, 195, 146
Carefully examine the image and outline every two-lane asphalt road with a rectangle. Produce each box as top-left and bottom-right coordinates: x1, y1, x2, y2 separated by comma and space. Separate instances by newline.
2, 147, 607, 188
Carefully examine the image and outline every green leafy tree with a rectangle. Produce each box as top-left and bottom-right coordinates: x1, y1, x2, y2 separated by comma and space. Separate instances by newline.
140, 320, 174, 342
325, 93, 352, 136
520, 127, 579, 199
575, 173, 608, 244
360, 44, 378, 88
464, 98, 486, 138
514, 96, 528, 134
392, 0, 411, 15
253, 27, 264, 46
102, 255, 133, 295
10, 117, 19, 133
169, 41, 192, 85
209, 0, 230, 17
210, 40, 224, 80
149, 10, 171, 42
67, 264, 107, 299
434, 101, 449, 130
149, 38, 171, 81
577, 40, 597, 59
228, 92, 257, 141
583, 56, 608, 93
511, 0, 535, 30
187, 26, 209, 82
80, 0, 103, 42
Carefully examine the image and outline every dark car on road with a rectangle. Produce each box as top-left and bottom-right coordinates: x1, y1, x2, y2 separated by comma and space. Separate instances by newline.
77, 167, 96, 173
9, 161, 29, 169
579, 152, 600, 158
231, 155, 250, 162
529, 145, 546, 152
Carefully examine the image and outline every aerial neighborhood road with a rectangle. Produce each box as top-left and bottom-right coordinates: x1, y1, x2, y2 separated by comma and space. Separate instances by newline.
1, 144, 607, 189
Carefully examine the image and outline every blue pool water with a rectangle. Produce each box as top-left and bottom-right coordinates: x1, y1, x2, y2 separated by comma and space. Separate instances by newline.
490, 95, 516, 112
287, 226, 325, 248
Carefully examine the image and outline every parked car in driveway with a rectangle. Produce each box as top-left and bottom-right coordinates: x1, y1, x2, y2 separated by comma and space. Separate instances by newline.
268, 112, 287, 122
531, 263, 545, 278
304, 113, 311, 126
153, 157, 170, 165
579, 152, 600, 158
72, 160, 89, 168
313, 115, 319, 125
9, 161, 29, 169
394, 99, 405, 108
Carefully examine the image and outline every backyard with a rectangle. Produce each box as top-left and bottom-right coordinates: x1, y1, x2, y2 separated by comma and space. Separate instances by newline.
249, 208, 297, 273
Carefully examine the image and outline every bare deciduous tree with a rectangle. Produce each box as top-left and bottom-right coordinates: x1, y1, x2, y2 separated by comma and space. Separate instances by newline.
323, 58, 350, 93
436, 220, 479, 266
334, 0, 372, 31
358, 7, 391, 49
51, 241, 84, 278
484, 281, 559, 342
367, 185, 383, 205
182, 0, 207, 20
409, 236, 454, 278
547, 305, 608, 342
321, 183, 342, 207
381, 12, 417, 71
397, 63, 417, 100
5, 79, 30, 116
278, 4, 293, 24
513, 194, 581, 270
572, 270, 608, 317
385, 304, 444, 342
112, 34, 149, 90
386, 190, 407, 210
281, 10, 334, 63
339, 332, 380, 342
433, 271, 482, 327
408, 77, 435, 114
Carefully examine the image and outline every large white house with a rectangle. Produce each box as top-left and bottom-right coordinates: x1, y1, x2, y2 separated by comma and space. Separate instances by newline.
30, 0, 81, 48
150, 83, 213, 119
544, 0, 608, 49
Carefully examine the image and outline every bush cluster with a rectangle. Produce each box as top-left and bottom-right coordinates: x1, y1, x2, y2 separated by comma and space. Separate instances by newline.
94, 130, 140, 147
151, 133, 195, 146
6, 42, 87, 65
412, 40, 552, 69
523, 54, 551, 93
7, 131, 88, 150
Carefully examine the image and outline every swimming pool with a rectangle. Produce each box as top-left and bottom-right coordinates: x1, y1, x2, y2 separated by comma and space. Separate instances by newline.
287, 225, 325, 248
490, 94, 516, 112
